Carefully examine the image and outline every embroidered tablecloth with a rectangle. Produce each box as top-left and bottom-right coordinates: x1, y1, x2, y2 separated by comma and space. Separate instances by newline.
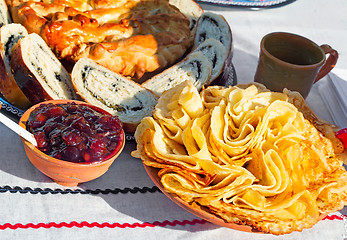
1, 0, 347, 239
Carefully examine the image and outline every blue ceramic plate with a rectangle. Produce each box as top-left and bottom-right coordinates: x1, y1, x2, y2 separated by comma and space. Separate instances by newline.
196, 0, 296, 8
0, 93, 24, 123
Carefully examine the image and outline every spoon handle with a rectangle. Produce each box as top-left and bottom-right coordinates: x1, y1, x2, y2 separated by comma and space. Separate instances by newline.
0, 111, 38, 147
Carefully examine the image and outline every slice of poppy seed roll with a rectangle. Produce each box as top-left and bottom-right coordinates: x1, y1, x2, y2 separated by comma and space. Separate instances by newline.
11, 33, 76, 104
194, 12, 233, 57
71, 58, 158, 133
169, 0, 203, 36
193, 38, 228, 84
142, 51, 212, 97
193, 12, 235, 86
0, 23, 31, 108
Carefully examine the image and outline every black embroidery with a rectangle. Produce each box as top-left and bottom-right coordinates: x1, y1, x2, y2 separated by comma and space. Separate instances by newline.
0, 186, 161, 194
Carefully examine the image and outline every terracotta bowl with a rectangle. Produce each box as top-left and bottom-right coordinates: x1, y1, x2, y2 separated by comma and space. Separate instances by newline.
19, 99, 125, 187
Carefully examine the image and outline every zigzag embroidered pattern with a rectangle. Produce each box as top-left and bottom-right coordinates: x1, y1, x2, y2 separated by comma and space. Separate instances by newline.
0, 186, 161, 194
0, 219, 208, 230
0, 216, 345, 230
1, 186, 346, 231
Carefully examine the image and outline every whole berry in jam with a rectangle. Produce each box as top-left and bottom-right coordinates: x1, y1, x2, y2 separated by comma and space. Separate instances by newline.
27, 102, 123, 163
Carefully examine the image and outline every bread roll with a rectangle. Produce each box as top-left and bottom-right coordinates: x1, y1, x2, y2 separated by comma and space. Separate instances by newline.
193, 12, 235, 86
142, 51, 212, 97
71, 58, 158, 133
193, 38, 228, 83
11, 33, 76, 104
0, 23, 30, 108
169, 0, 203, 35
0, 0, 11, 26
194, 12, 233, 55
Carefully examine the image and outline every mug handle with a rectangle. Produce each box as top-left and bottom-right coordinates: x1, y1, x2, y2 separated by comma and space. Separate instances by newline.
314, 44, 338, 83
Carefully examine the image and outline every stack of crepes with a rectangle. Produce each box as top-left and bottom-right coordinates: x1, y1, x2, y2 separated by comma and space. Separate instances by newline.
131, 80, 347, 234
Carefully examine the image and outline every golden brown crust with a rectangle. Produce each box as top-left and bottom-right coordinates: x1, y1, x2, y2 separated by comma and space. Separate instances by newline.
283, 88, 345, 154
8, 0, 193, 79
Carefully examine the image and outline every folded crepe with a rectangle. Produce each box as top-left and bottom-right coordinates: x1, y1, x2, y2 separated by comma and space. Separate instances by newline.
132, 80, 347, 235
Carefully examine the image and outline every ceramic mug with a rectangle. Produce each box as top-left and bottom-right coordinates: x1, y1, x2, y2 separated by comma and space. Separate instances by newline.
254, 32, 338, 98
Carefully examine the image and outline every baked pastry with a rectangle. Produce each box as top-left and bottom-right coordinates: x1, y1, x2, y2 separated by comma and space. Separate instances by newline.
168, 0, 203, 35
142, 51, 212, 97
192, 38, 228, 83
193, 12, 234, 86
142, 12, 235, 96
0, 0, 11, 26
0, 23, 30, 108
71, 57, 158, 133
7, 0, 197, 79
11, 33, 76, 104
193, 12, 232, 55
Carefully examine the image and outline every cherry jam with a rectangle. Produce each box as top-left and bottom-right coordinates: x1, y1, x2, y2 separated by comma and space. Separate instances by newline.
26, 102, 123, 163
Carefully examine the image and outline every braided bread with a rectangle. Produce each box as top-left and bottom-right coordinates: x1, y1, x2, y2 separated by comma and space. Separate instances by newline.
7, 0, 198, 79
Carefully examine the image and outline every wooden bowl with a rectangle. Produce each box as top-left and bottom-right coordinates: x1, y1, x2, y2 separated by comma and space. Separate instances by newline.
19, 99, 125, 187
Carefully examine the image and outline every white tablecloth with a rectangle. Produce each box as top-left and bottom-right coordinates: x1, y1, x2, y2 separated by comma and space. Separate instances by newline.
1, 0, 347, 239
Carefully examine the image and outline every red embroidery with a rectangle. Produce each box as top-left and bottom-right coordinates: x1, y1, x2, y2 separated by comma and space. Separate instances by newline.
323, 215, 347, 221
0, 219, 208, 230
336, 128, 347, 148
1, 215, 346, 230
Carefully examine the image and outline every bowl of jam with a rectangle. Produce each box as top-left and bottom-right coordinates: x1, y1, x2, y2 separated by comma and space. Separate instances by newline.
19, 99, 125, 187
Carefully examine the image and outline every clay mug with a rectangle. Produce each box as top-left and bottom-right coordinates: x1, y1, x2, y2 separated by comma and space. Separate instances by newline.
254, 32, 338, 98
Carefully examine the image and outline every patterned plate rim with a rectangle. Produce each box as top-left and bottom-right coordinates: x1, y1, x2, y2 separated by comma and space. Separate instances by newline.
195, 0, 296, 8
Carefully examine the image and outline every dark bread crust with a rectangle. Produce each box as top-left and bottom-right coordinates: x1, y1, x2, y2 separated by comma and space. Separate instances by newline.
10, 39, 54, 104
0, 49, 30, 108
